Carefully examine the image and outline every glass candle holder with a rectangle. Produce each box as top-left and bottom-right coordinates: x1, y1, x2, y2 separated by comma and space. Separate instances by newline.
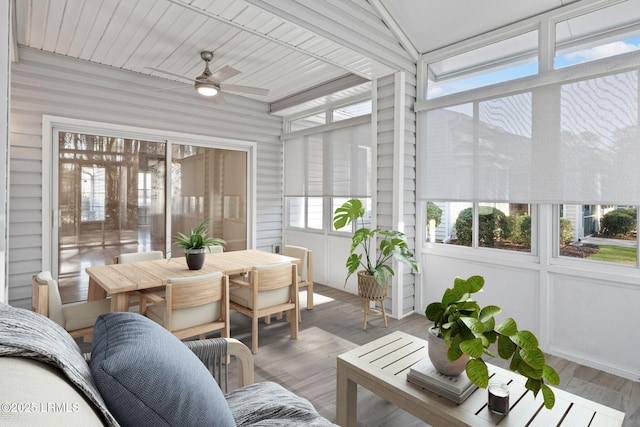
487, 381, 510, 415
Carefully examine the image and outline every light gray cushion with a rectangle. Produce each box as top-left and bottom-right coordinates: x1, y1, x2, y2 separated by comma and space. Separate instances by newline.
146, 271, 223, 331
90, 312, 236, 427
229, 262, 292, 309
62, 299, 112, 331
146, 301, 221, 331
229, 287, 289, 310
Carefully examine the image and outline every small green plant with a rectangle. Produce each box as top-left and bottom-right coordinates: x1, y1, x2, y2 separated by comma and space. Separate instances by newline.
425, 275, 560, 409
173, 219, 226, 253
333, 199, 418, 286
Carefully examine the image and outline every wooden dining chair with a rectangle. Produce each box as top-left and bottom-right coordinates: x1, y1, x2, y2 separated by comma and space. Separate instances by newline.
139, 271, 230, 340
229, 262, 299, 354
32, 271, 111, 342
268, 245, 312, 324
283, 245, 313, 310
115, 250, 164, 311
115, 250, 164, 264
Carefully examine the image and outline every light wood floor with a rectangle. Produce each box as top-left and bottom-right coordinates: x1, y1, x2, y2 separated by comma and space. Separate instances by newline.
79, 284, 639, 426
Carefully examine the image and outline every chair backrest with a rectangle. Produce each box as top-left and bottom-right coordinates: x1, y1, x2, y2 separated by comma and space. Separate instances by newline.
252, 261, 297, 293
282, 245, 309, 282
116, 250, 164, 264
167, 272, 225, 310
33, 271, 65, 327
209, 245, 223, 254
164, 272, 228, 334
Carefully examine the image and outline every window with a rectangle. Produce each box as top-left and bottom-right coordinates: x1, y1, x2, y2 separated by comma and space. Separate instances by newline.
332, 197, 372, 233
426, 201, 532, 253
332, 100, 372, 122
559, 205, 638, 265
427, 30, 538, 99
290, 112, 326, 132
418, 0, 640, 266
284, 120, 371, 232
286, 196, 323, 230
555, 0, 640, 69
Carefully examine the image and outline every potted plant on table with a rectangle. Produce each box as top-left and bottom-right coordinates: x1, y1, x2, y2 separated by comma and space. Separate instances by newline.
173, 219, 226, 270
425, 275, 560, 409
333, 199, 419, 327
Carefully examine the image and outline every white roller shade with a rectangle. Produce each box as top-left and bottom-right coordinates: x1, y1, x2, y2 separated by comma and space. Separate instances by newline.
328, 124, 371, 197
418, 68, 640, 205
284, 121, 371, 197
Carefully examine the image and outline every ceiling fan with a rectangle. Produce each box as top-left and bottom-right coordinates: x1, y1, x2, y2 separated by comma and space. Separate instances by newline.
147, 51, 269, 103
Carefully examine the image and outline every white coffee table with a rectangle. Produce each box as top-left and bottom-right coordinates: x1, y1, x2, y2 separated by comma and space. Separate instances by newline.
336, 331, 625, 427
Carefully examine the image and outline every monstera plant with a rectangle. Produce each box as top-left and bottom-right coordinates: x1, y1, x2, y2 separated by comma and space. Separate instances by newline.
333, 198, 418, 287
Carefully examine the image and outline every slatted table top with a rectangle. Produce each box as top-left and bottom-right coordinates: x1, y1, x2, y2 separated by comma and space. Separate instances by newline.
85, 250, 299, 311
336, 331, 625, 427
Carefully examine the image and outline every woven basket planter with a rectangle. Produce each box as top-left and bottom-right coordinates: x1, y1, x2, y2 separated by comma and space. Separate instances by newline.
357, 271, 387, 301
357, 270, 388, 330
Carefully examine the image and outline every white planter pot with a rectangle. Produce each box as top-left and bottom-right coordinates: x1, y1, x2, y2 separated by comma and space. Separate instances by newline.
427, 326, 469, 376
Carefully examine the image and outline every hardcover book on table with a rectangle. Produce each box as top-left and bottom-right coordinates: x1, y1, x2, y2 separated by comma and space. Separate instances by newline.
407, 357, 478, 404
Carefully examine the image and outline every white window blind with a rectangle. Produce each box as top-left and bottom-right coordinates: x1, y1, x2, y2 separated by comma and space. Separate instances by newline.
284, 122, 371, 197
418, 67, 640, 205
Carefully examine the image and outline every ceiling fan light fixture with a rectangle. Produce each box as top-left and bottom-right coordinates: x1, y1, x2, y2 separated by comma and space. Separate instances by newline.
195, 81, 218, 97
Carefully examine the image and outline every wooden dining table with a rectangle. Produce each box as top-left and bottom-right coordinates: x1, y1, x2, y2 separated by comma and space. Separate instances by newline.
85, 249, 300, 311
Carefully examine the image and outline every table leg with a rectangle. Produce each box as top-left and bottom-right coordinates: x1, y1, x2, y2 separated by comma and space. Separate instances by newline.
336, 358, 357, 427
110, 293, 130, 312
87, 277, 107, 301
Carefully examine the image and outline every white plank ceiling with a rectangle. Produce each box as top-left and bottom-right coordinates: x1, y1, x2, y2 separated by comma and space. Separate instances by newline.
13, 0, 593, 108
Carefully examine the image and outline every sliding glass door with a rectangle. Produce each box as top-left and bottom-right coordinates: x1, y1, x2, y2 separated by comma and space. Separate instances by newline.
171, 144, 247, 254
54, 130, 250, 302
57, 133, 166, 296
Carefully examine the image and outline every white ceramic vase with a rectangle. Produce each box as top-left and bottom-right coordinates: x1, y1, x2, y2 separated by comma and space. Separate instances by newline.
427, 326, 469, 376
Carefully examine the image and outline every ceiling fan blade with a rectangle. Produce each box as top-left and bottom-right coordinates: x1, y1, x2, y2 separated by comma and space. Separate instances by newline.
220, 83, 269, 96
210, 92, 226, 104
208, 65, 240, 83
146, 67, 196, 83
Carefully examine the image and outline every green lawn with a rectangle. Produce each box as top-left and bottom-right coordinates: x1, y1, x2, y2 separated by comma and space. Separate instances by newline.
588, 245, 637, 264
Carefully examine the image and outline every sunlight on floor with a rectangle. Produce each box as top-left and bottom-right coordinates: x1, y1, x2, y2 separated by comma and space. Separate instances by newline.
301, 290, 334, 306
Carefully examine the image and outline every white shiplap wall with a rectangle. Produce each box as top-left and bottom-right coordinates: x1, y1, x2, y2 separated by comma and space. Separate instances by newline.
377, 71, 418, 317
8, 47, 283, 309
0, 0, 8, 304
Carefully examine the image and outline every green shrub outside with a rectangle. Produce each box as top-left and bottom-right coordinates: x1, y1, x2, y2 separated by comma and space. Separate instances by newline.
600, 209, 636, 236
454, 206, 509, 246
559, 218, 573, 244
427, 202, 443, 227
505, 214, 531, 246
454, 208, 473, 245
478, 206, 508, 247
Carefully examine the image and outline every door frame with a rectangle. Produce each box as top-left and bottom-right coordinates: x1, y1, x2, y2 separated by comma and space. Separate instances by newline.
42, 115, 257, 276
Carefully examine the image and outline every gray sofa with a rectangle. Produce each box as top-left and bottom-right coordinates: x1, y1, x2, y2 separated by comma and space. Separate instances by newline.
0, 303, 337, 426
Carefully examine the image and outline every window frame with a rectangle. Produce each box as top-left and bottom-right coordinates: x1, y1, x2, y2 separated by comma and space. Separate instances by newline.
416, 0, 640, 270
